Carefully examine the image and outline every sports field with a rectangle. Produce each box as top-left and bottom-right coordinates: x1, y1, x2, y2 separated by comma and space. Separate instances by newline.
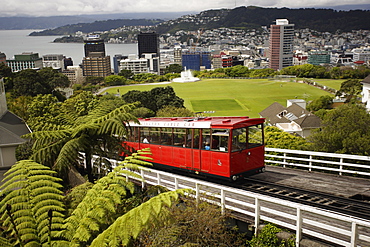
102, 78, 333, 118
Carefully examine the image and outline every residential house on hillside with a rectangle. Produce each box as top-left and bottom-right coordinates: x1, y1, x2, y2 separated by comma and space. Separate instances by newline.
361, 74, 370, 111
0, 78, 30, 167
260, 99, 321, 138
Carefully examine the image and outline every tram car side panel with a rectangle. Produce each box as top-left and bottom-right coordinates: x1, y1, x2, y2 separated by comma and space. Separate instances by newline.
123, 117, 265, 180
202, 151, 230, 177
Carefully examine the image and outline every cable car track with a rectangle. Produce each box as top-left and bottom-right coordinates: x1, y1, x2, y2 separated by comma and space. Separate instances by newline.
232, 177, 370, 221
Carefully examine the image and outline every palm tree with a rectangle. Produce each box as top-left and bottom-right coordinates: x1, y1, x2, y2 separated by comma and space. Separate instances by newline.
0, 150, 188, 246
24, 99, 138, 182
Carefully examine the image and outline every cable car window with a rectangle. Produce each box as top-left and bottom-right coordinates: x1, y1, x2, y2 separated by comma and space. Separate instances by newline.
202, 129, 211, 150
128, 127, 139, 142
248, 124, 263, 148
211, 129, 229, 152
173, 128, 186, 147
232, 128, 247, 151
194, 129, 201, 148
161, 128, 173, 145
150, 128, 161, 144
140, 127, 150, 143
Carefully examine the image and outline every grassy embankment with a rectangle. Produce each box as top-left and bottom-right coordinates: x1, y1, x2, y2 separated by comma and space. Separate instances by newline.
102, 78, 339, 118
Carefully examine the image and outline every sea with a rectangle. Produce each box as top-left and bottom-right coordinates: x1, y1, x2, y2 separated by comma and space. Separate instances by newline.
0, 29, 138, 66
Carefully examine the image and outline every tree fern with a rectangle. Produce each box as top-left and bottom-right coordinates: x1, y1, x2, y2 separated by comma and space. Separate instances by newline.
90, 189, 189, 247
0, 160, 65, 246
24, 102, 139, 182
58, 149, 153, 246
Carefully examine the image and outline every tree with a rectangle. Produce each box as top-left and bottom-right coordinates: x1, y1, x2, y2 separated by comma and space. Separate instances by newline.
11, 68, 70, 97
264, 126, 309, 150
0, 152, 189, 247
156, 105, 193, 117
23, 99, 138, 182
225, 65, 249, 77
307, 95, 333, 112
5, 95, 33, 121
26, 94, 61, 130
335, 79, 363, 103
85, 76, 104, 85
307, 104, 370, 155
118, 69, 134, 79
149, 86, 184, 112
61, 91, 99, 117
122, 86, 185, 113
132, 73, 160, 83
38, 67, 70, 89
164, 64, 182, 74
12, 69, 52, 97
0, 63, 13, 90
104, 75, 127, 86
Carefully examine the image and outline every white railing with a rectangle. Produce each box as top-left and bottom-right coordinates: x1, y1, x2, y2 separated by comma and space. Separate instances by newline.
120, 166, 370, 247
265, 148, 370, 177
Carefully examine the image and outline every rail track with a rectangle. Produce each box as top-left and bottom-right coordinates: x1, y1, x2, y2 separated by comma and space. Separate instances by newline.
232, 177, 370, 220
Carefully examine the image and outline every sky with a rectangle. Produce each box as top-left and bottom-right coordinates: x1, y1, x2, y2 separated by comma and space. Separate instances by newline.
1, 0, 370, 17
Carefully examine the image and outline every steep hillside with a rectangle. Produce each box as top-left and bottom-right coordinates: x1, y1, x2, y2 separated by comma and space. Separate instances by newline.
156, 6, 370, 33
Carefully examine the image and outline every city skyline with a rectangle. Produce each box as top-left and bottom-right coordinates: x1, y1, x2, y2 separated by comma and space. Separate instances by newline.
1, 1, 370, 17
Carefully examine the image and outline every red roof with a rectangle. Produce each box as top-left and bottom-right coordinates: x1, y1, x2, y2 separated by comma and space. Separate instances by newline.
354, 61, 365, 64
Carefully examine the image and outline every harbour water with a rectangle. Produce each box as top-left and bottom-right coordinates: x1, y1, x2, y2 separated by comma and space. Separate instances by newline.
0, 29, 138, 66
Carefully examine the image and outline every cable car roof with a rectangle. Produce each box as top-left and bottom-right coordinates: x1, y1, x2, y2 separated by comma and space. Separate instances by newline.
129, 117, 264, 129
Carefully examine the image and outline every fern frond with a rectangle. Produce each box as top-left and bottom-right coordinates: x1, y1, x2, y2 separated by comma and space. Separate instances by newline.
53, 136, 89, 172
61, 150, 151, 245
90, 189, 190, 247
0, 237, 13, 247
0, 160, 66, 246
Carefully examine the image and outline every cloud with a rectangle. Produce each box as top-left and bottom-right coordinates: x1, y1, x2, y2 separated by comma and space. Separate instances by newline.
1, 0, 369, 17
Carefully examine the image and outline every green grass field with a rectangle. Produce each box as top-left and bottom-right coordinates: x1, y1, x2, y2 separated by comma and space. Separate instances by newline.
103, 78, 333, 118
310, 79, 345, 90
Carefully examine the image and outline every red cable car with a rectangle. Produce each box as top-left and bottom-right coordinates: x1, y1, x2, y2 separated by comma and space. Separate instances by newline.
123, 116, 265, 181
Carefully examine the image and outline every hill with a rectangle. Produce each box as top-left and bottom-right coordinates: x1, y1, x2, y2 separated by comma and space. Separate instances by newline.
27, 6, 370, 37
0, 12, 191, 30
29, 19, 163, 36
156, 6, 370, 33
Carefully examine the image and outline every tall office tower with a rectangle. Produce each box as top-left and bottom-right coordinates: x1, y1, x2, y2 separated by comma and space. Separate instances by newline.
138, 32, 159, 58
82, 36, 111, 77
269, 19, 295, 70
84, 36, 106, 57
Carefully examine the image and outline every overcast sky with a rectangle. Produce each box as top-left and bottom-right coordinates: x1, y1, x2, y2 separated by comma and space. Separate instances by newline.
1, 0, 369, 17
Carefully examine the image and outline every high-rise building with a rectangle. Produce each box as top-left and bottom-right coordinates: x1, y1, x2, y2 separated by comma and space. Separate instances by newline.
138, 32, 159, 58
269, 19, 295, 70
6, 52, 43, 72
82, 36, 111, 77
84, 36, 106, 57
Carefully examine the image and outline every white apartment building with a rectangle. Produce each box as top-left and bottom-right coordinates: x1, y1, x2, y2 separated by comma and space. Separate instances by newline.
352, 48, 370, 63
43, 54, 65, 70
119, 54, 160, 75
